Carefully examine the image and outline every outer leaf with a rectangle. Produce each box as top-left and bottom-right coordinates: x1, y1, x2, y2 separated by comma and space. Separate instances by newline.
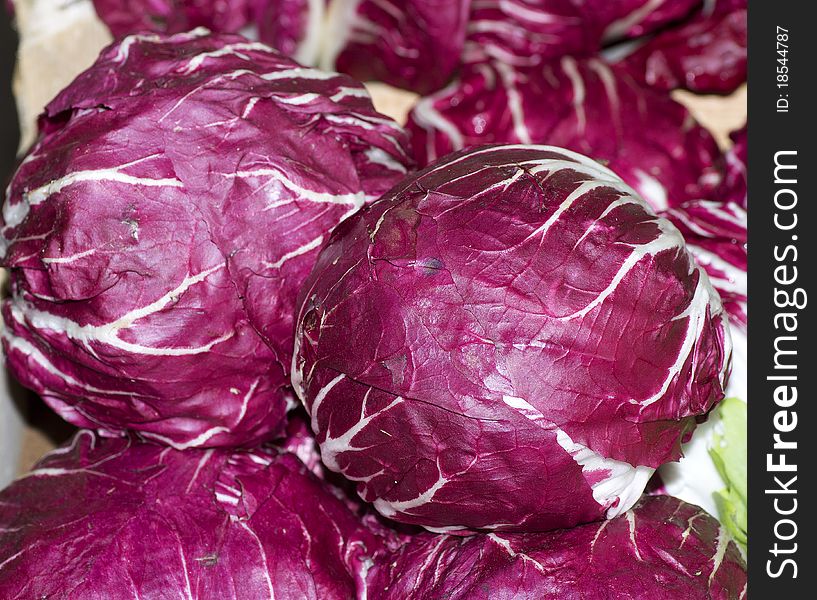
0, 430, 388, 599
366, 495, 747, 599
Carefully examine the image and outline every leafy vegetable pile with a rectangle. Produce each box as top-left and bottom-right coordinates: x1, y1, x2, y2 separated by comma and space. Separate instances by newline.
90, 1, 747, 97
1, 1, 748, 597
0, 430, 746, 598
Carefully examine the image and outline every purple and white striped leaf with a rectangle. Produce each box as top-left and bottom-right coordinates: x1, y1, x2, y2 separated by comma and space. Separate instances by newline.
293, 145, 730, 533
656, 196, 747, 516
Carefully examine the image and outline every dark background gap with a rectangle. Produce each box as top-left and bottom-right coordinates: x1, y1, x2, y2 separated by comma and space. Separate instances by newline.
1, 6, 19, 184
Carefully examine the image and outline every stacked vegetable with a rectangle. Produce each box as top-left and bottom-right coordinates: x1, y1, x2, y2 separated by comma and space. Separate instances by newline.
2, 1, 747, 597
1, 28, 411, 449
293, 144, 730, 535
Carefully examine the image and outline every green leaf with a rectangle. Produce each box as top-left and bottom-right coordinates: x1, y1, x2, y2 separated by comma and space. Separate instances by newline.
709, 397, 747, 552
